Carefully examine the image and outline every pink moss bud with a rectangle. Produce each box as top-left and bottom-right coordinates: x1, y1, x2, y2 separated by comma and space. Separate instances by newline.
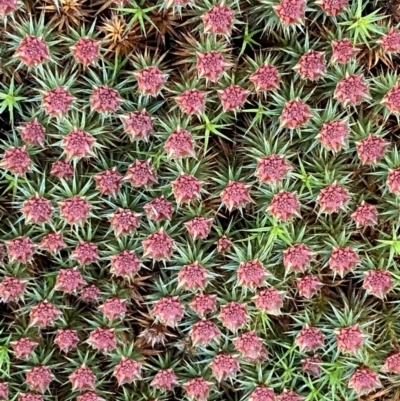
144, 197, 173, 221
18, 394, 43, 401
151, 368, 178, 391
22, 194, 52, 224
351, 202, 378, 227
295, 325, 325, 352
218, 85, 249, 112
62, 129, 95, 160
55, 268, 87, 294
0, 146, 31, 175
329, 247, 360, 277
6, 236, 35, 264
280, 100, 312, 129
39, 232, 66, 254
94, 168, 123, 197
172, 174, 203, 204
294, 50, 326, 81
197, 51, 229, 82
254, 287, 285, 315
71, 38, 100, 66
30, 301, 62, 327
110, 250, 141, 279
59, 196, 90, 226
382, 84, 400, 114
356, 135, 388, 164
221, 181, 251, 211
176, 89, 206, 115
202, 4, 235, 35
189, 293, 217, 317
331, 39, 358, 64
125, 159, 157, 188
0, 383, 7, 400
185, 217, 213, 240
382, 352, 400, 374
250, 64, 280, 91
316, 120, 349, 152
121, 110, 153, 141
387, 168, 400, 194
90, 85, 122, 114
278, 390, 304, 401
190, 319, 220, 345
283, 243, 313, 273
142, 229, 174, 260
0, 276, 26, 302
216, 236, 232, 253
19, 119, 45, 146
109, 208, 140, 237
267, 191, 300, 221
134, 66, 168, 97
69, 365, 96, 392
274, 0, 306, 26
210, 353, 240, 382
77, 392, 105, 401
50, 160, 74, 179
249, 386, 275, 401
25, 366, 53, 393
81, 285, 100, 302
113, 358, 142, 386
54, 329, 79, 353
99, 297, 127, 321
256, 155, 291, 185
334, 74, 369, 106
335, 325, 364, 354
14, 36, 50, 66
302, 355, 322, 377
153, 296, 184, 327
183, 377, 212, 401
0, 0, 17, 16
379, 28, 400, 53
237, 259, 269, 288
71, 242, 99, 265
218, 302, 248, 332
363, 270, 393, 299
233, 331, 268, 362
178, 262, 209, 291
87, 327, 116, 352
296, 275, 323, 299
315, 0, 348, 16
164, 128, 195, 158
42, 87, 74, 118
11, 337, 38, 359
317, 182, 350, 213
348, 367, 381, 395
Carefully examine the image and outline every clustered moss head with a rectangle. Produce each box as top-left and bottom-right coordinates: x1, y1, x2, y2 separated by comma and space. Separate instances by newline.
1, 1, 400, 401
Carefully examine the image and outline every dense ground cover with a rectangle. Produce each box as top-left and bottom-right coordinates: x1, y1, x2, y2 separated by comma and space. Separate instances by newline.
1, 0, 400, 400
